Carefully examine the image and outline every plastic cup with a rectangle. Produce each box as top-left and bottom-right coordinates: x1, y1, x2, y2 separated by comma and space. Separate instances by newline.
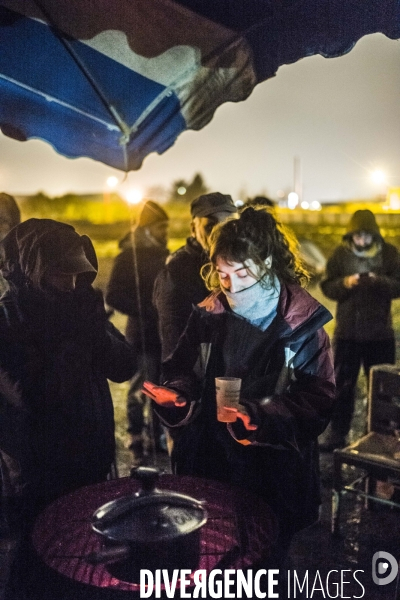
215, 377, 242, 422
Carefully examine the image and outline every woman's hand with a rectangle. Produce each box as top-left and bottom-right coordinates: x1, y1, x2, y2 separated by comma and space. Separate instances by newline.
142, 381, 187, 408
224, 405, 258, 430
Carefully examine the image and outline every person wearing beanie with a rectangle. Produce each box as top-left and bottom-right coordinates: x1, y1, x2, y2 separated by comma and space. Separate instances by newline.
137, 200, 169, 228
106, 200, 169, 465
153, 192, 238, 362
319, 209, 400, 451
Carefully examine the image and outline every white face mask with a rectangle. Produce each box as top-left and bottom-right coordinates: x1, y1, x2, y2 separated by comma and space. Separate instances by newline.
222, 273, 281, 324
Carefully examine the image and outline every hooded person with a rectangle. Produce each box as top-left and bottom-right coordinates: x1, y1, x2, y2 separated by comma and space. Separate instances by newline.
106, 200, 169, 465
320, 209, 400, 450
0, 218, 136, 515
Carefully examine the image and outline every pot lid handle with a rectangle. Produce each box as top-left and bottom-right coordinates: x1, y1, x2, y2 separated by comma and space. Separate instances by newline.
130, 466, 160, 495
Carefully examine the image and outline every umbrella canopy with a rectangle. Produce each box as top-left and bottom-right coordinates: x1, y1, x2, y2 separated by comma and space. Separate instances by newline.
0, 0, 399, 172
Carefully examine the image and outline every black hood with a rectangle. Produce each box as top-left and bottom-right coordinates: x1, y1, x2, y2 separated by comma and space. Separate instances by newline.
343, 210, 381, 241
0, 218, 98, 289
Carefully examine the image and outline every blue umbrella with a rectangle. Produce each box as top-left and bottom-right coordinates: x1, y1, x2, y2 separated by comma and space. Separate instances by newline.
0, 0, 399, 172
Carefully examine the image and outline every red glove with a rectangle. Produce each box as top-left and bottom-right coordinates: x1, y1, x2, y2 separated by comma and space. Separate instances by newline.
142, 381, 187, 408
224, 405, 258, 430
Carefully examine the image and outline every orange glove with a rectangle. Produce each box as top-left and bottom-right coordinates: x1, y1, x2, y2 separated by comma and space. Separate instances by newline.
142, 381, 187, 408
224, 405, 258, 430
343, 273, 360, 288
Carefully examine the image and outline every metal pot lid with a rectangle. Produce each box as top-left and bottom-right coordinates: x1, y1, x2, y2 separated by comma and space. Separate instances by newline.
91, 468, 207, 543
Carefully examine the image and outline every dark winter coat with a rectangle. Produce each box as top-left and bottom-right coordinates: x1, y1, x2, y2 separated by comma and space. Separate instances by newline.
153, 237, 209, 360
0, 220, 136, 507
106, 228, 169, 352
156, 283, 336, 535
320, 241, 400, 341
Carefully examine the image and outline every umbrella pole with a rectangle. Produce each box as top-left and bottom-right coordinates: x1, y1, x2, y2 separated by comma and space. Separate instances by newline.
128, 209, 158, 468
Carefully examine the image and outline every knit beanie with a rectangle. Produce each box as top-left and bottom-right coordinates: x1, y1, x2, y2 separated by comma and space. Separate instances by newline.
138, 201, 169, 227
344, 210, 381, 239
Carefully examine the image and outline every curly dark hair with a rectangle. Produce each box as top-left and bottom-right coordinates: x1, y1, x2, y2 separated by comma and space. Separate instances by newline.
202, 206, 309, 290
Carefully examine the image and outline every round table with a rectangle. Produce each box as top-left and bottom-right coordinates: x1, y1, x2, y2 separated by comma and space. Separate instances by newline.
32, 474, 278, 597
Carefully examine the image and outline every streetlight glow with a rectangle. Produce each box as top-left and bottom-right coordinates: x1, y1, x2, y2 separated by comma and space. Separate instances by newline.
371, 169, 386, 185
288, 192, 299, 209
106, 176, 118, 189
126, 188, 143, 205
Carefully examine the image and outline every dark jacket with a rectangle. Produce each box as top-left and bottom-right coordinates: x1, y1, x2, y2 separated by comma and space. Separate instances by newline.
106, 228, 169, 352
153, 237, 209, 360
0, 220, 136, 507
320, 241, 400, 341
156, 283, 335, 534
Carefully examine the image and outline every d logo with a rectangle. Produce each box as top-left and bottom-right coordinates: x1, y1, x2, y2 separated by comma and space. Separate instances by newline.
372, 551, 399, 586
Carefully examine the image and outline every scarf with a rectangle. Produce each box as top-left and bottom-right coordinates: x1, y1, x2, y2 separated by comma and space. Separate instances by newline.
222, 276, 281, 330
351, 240, 382, 258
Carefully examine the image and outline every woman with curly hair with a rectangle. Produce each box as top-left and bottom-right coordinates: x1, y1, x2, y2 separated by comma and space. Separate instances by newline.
143, 206, 335, 569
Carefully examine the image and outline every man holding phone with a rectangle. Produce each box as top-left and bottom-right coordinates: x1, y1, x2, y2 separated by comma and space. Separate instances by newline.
319, 209, 400, 450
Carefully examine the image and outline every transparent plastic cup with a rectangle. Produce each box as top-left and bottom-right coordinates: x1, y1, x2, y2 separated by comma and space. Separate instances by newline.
215, 377, 242, 423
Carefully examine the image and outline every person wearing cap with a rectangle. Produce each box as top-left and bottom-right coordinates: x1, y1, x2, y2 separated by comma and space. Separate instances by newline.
0, 193, 21, 297
153, 192, 238, 362
106, 200, 169, 465
319, 209, 400, 450
0, 218, 136, 516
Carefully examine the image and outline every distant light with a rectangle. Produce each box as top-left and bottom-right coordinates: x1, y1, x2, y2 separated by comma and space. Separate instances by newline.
310, 200, 321, 211
106, 176, 118, 189
287, 192, 299, 209
389, 191, 400, 210
177, 186, 186, 195
235, 199, 244, 207
301, 201, 309, 210
371, 169, 386, 185
126, 188, 143, 205
276, 189, 285, 199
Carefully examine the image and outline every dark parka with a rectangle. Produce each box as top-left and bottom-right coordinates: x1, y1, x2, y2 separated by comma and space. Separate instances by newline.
320, 240, 400, 341
153, 236, 209, 360
106, 228, 169, 352
155, 283, 336, 535
0, 219, 136, 508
